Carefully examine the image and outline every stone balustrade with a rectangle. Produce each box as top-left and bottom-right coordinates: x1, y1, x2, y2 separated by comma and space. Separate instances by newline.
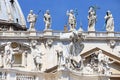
0, 31, 120, 38
0, 68, 111, 80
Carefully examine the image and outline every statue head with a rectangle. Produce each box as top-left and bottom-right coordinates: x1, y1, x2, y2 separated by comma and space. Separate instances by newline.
7, 42, 11, 46
70, 9, 74, 14
106, 10, 111, 16
98, 50, 103, 55
46, 10, 50, 14
46, 39, 53, 47
30, 10, 33, 14
89, 6, 94, 11
31, 40, 37, 48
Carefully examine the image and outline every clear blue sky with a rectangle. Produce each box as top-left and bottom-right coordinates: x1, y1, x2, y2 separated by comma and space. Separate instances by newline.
18, 0, 120, 31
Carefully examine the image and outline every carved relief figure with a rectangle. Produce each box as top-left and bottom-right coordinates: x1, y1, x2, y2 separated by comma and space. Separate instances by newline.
88, 6, 97, 31
43, 39, 58, 70
67, 10, 76, 31
97, 50, 105, 74
56, 47, 63, 69
84, 64, 93, 74
55, 43, 66, 70
44, 10, 51, 30
69, 30, 84, 70
104, 10, 114, 32
4, 42, 14, 68
27, 10, 37, 30
31, 40, 42, 71
97, 50, 113, 75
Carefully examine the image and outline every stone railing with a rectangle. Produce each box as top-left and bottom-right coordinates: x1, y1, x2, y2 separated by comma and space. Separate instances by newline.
0, 72, 7, 80
82, 31, 120, 37
0, 68, 112, 80
0, 31, 120, 38
16, 73, 35, 80
0, 69, 38, 80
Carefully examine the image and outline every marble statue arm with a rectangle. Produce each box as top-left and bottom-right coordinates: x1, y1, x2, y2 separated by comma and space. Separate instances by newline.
66, 10, 69, 16
27, 14, 30, 22
43, 15, 46, 22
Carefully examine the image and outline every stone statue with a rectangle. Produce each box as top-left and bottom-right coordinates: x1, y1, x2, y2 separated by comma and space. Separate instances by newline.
84, 64, 93, 74
56, 45, 65, 70
27, 10, 37, 31
44, 10, 51, 30
67, 10, 76, 31
97, 50, 112, 75
30, 40, 43, 71
33, 48, 42, 71
87, 6, 97, 31
68, 30, 84, 70
104, 10, 114, 32
69, 30, 84, 56
97, 50, 105, 74
4, 42, 14, 68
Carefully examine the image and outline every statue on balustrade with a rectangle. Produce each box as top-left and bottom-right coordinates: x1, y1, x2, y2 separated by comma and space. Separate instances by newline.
104, 10, 114, 32
44, 10, 51, 30
66, 10, 76, 31
4, 42, 14, 68
27, 10, 37, 31
87, 6, 97, 31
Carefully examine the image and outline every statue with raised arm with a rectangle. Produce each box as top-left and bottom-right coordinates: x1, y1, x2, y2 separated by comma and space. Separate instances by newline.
67, 10, 76, 31
27, 10, 37, 31
104, 10, 114, 32
44, 10, 51, 30
87, 6, 97, 31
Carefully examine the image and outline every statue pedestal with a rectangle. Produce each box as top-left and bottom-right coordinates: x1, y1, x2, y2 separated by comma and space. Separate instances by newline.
88, 31, 96, 37
29, 31, 36, 36
107, 32, 114, 37
43, 29, 53, 36
28, 28, 36, 31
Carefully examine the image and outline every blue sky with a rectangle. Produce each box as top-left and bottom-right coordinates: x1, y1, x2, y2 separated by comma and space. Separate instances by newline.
18, 0, 120, 31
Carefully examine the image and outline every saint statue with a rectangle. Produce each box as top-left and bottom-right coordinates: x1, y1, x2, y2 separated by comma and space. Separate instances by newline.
97, 50, 104, 74
104, 10, 114, 32
30, 40, 43, 71
44, 10, 51, 30
4, 42, 14, 68
68, 30, 84, 70
67, 10, 76, 31
27, 10, 37, 31
87, 6, 97, 31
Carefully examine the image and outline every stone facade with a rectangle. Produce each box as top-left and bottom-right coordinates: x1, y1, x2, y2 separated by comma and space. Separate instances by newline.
0, 31, 120, 80
0, 1, 120, 80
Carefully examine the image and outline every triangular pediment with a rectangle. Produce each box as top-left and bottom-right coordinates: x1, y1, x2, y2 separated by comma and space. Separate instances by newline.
81, 47, 120, 64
